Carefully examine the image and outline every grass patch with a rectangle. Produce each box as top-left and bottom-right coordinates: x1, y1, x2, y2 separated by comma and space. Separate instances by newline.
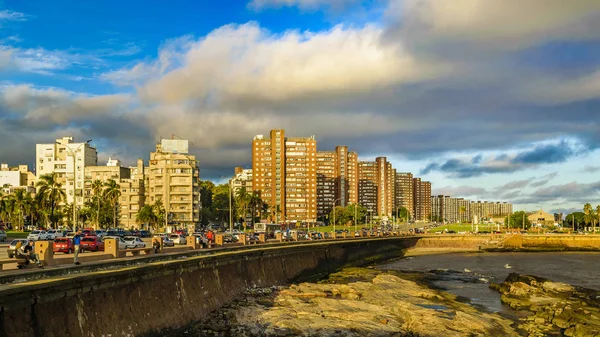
5, 231, 30, 239
428, 223, 498, 233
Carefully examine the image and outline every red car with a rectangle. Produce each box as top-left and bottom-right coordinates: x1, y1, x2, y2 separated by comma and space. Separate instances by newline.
82, 229, 96, 237
53, 238, 74, 254
81, 236, 104, 252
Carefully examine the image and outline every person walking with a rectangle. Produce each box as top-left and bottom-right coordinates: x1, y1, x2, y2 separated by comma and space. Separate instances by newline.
73, 230, 82, 265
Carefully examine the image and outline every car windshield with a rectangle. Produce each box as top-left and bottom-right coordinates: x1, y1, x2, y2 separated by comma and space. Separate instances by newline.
170, 235, 179, 238
82, 238, 95, 242
10, 240, 22, 246
55, 238, 69, 243
31, 230, 40, 234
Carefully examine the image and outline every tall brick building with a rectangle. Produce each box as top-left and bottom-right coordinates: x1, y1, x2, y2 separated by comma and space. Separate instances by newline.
252, 129, 317, 224
413, 178, 432, 221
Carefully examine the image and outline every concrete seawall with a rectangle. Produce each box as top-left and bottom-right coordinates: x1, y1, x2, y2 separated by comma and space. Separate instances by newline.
0, 237, 417, 337
2, 234, 600, 337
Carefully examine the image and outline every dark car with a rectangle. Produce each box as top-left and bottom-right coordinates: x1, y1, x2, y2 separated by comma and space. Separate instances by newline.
53, 238, 74, 254
7, 239, 28, 258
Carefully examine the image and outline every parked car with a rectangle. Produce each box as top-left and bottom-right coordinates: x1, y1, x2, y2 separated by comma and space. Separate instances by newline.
27, 230, 48, 241
169, 234, 187, 245
140, 230, 151, 238
123, 236, 146, 249
153, 234, 175, 247
0, 230, 7, 242
102, 236, 128, 250
81, 236, 104, 252
7, 239, 28, 258
46, 229, 64, 240
95, 230, 107, 239
81, 229, 96, 237
53, 238, 74, 254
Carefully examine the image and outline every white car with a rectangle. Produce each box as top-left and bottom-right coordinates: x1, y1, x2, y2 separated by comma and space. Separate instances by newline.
102, 236, 128, 250
169, 234, 187, 245
95, 230, 107, 239
123, 236, 146, 249
27, 230, 48, 241
153, 234, 175, 247
46, 229, 63, 240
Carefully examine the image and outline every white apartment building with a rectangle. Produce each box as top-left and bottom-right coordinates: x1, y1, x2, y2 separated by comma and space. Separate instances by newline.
36, 137, 98, 206
231, 167, 252, 194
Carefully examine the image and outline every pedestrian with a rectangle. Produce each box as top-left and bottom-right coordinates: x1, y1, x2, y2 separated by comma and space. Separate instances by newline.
20, 241, 42, 267
73, 230, 82, 265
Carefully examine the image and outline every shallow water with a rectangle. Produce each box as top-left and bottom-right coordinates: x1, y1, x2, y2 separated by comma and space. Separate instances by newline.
377, 252, 600, 314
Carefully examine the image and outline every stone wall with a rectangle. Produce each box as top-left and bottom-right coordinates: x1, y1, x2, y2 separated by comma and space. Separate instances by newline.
0, 238, 415, 337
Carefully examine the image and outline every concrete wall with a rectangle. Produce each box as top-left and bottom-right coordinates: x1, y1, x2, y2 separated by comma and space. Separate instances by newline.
0, 238, 415, 337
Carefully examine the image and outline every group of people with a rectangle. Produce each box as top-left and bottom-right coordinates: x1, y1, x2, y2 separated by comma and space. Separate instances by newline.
14, 230, 83, 268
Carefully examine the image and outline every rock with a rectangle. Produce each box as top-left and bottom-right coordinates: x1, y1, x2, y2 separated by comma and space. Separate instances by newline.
492, 273, 600, 337
179, 268, 520, 337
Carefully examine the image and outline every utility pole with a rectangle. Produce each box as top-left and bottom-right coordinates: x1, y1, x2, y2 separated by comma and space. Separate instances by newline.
522, 213, 525, 231
229, 180, 233, 234
354, 203, 358, 234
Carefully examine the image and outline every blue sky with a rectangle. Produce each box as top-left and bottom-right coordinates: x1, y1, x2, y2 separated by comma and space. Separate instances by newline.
2, 0, 600, 216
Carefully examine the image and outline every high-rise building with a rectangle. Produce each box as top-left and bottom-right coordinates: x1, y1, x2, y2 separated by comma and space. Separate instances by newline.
358, 161, 377, 215
36, 137, 98, 207
84, 158, 146, 229
395, 172, 414, 219
316, 151, 336, 220
374, 157, 394, 218
347, 151, 358, 205
252, 129, 317, 224
413, 178, 431, 221
145, 139, 200, 227
284, 136, 317, 223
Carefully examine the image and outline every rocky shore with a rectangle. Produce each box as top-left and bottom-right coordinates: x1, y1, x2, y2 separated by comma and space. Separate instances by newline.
491, 273, 600, 337
167, 268, 520, 337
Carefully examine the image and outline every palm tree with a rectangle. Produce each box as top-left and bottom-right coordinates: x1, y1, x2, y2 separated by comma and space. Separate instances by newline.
103, 179, 121, 229
248, 192, 262, 227
152, 199, 166, 229
9, 189, 29, 231
235, 187, 250, 228
91, 180, 104, 229
36, 173, 66, 229
584, 203, 594, 231
136, 205, 157, 231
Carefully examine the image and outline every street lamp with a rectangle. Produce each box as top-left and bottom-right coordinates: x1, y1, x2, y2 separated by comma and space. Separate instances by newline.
58, 139, 92, 230
332, 197, 343, 238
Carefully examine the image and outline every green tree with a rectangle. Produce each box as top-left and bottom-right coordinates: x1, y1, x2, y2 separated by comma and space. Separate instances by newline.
504, 211, 532, 230
91, 179, 104, 228
564, 212, 585, 231
36, 173, 66, 228
103, 179, 121, 229
235, 187, 250, 227
328, 204, 367, 227
248, 191, 262, 226
9, 189, 29, 231
153, 199, 166, 229
583, 203, 595, 230
136, 205, 158, 231
459, 206, 467, 223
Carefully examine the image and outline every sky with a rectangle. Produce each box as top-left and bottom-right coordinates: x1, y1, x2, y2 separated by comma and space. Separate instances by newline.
1, 0, 600, 216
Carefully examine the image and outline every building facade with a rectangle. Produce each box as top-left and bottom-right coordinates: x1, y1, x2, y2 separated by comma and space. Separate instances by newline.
358, 161, 378, 215
252, 129, 317, 224
413, 178, 432, 221
36, 137, 98, 207
145, 140, 200, 227
0, 164, 36, 194
231, 167, 253, 194
316, 151, 336, 220
394, 172, 414, 219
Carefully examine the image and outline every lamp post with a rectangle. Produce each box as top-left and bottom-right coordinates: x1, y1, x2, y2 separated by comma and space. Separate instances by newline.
332, 197, 343, 238
229, 179, 233, 234
59, 139, 92, 230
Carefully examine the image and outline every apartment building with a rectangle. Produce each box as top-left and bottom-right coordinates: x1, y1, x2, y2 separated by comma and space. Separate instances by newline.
84, 158, 145, 228
252, 130, 285, 221
252, 129, 317, 224
284, 136, 317, 223
0, 164, 36, 194
347, 151, 358, 205
413, 178, 432, 221
316, 151, 336, 220
358, 161, 377, 215
36, 137, 98, 207
395, 172, 414, 218
231, 167, 252, 194
145, 139, 200, 227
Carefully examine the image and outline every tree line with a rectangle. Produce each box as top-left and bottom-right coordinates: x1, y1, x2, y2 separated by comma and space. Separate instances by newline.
0, 172, 122, 230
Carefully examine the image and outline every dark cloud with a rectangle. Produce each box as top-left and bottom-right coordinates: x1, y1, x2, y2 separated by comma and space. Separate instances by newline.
420, 141, 588, 178
511, 181, 600, 205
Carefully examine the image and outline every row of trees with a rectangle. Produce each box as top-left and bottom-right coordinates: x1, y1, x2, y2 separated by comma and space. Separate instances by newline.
0, 173, 124, 230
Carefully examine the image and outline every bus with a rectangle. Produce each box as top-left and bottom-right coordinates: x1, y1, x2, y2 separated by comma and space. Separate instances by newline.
254, 223, 283, 236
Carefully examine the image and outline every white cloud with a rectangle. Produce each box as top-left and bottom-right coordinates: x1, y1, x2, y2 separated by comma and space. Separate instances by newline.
0, 10, 28, 22
104, 23, 446, 104
248, 0, 357, 11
